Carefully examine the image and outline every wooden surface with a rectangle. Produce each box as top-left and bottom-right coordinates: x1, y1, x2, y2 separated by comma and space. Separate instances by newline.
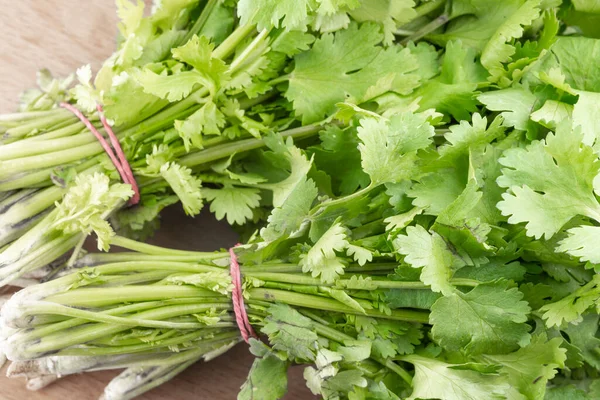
0, 1, 314, 399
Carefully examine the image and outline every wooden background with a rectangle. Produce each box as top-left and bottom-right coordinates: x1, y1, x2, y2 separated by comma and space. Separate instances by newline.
0, 1, 313, 399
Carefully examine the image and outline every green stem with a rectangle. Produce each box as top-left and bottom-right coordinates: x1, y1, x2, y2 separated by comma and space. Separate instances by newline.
19, 298, 226, 341
245, 272, 480, 290
213, 23, 258, 60
179, 0, 219, 46
60, 330, 238, 357
0, 109, 64, 124
22, 301, 231, 330
73, 252, 224, 266
412, 0, 446, 20
310, 319, 413, 385
267, 74, 291, 86
248, 288, 430, 323
179, 123, 323, 168
23, 303, 232, 356
109, 235, 223, 258
311, 183, 377, 216
401, 13, 450, 45
46, 286, 219, 307
228, 28, 270, 74
4, 111, 75, 140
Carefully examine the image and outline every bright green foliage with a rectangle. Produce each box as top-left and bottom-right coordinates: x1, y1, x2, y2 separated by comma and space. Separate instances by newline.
562, 314, 600, 369
309, 125, 369, 195
287, 23, 421, 123
239, 354, 289, 400
261, 177, 317, 242
171, 35, 228, 95
415, 41, 488, 120
357, 113, 434, 186
480, 334, 566, 400
4, 2, 600, 399
403, 355, 512, 400
539, 276, 600, 327
480, 0, 541, 82
203, 186, 261, 225
165, 271, 233, 295
497, 125, 600, 239
430, 281, 531, 356
478, 88, 541, 133
237, 0, 313, 31
53, 173, 134, 251
299, 222, 349, 283
557, 226, 600, 264
394, 225, 458, 295
261, 304, 319, 361
159, 162, 204, 216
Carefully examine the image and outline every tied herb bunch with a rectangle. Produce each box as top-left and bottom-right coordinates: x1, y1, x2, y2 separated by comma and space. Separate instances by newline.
5, 105, 600, 399
0, 0, 455, 288
5, 0, 600, 399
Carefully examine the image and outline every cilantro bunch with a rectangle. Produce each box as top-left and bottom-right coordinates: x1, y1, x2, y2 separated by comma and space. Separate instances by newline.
0, 0, 441, 288
5, 0, 600, 399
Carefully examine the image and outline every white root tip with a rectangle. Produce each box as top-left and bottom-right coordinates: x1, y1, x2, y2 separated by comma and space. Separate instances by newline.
26, 375, 59, 391
6, 360, 45, 378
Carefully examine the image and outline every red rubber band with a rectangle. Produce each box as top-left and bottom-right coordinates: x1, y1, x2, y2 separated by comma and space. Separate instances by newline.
229, 245, 258, 343
60, 103, 140, 205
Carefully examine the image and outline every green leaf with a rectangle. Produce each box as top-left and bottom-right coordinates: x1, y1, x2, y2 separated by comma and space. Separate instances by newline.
394, 226, 458, 295
479, 334, 565, 400
348, 0, 417, 46
203, 186, 261, 225
431, 0, 539, 54
138, 69, 208, 102
430, 281, 531, 356
497, 124, 600, 239
309, 125, 370, 196
480, 0, 541, 81
111, 194, 178, 241
414, 41, 488, 120
299, 222, 349, 283
403, 355, 511, 400
52, 173, 134, 251
237, 0, 312, 31
261, 178, 317, 242
539, 277, 600, 327
165, 271, 232, 295
557, 226, 600, 264
159, 162, 203, 216
116, 0, 144, 37
264, 145, 314, 208
171, 35, 229, 95
102, 71, 167, 127
562, 313, 600, 369
346, 244, 373, 266
530, 100, 573, 130
238, 355, 289, 400
357, 113, 434, 186
337, 340, 371, 362
384, 206, 423, 232
573, 0, 600, 12
261, 304, 318, 361
287, 22, 420, 123
544, 385, 590, 400
175, 100, 226, 150
478, 87, 541, 132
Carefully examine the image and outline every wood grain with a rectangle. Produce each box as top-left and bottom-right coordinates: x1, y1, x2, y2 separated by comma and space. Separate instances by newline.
0, 1, 314, 399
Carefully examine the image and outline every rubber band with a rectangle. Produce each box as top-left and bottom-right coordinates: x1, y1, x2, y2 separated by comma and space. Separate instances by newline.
60, 103, 140, 205
229, 245, 258, 343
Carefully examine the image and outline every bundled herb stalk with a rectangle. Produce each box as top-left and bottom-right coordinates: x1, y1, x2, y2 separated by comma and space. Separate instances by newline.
7, 0, 600, 398
0, 0, 455, 288
3, 104, 598, 399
